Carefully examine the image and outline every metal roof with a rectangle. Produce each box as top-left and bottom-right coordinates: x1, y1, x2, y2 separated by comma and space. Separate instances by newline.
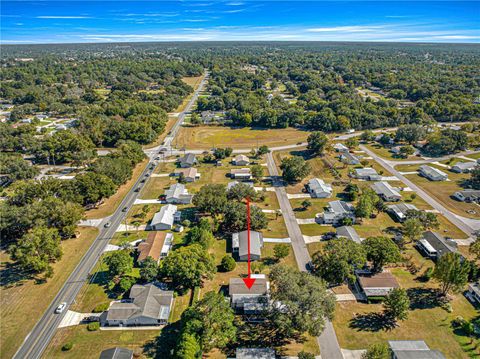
232, 230, 263, 257
336, 226, 362, 243
151, 204, 177, 227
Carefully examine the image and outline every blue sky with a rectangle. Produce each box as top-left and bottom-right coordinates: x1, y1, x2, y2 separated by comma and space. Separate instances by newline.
1, 1, 479, 44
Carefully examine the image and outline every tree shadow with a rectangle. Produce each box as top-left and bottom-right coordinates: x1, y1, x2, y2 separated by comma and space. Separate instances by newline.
142, 321, 181, 359
0, 261, 36, 288
349, 312, 397, 332
406, 287, 444, 310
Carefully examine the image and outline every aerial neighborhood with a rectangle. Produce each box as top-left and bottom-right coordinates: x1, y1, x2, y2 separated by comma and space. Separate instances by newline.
1, 36, 479, 359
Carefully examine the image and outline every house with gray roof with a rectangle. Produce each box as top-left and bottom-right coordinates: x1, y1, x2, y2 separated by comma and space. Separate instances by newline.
417, 231, 458, 261
356, 270, 400, 299
467, 281, 480, 305
336, 226, 362, 244
340, 152, 360, 165
371, 181, 402, 201
419, 165, 448, 181
151, 204, 180, 230
227, 181, 254, 191
229, 275, 269, 314
386, 203, 418, 222
178, 153, 197, 168
388, 340, 446, 359
104, 284, 174, 327
306, 178, 333, 198
352, 167, 380, 181
231, 168, 253, 181
453, 189, 480, 203
232, 230, 263, 261
451, 161, 477, 173
235, 348, 275, 359
322, 200, 355, 225
333, 143, 349, 152
99, 347, 133, 359
164, 183, 192, 204
233, 154, 250, 166
173, 167, 200, 182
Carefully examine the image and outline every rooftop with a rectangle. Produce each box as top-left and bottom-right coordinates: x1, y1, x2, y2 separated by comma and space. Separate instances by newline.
357, 270, 400, 297
137, 232, 166, 262
229, 277, 269, 296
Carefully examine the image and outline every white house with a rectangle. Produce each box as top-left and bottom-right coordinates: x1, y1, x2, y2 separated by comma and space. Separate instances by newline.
322, 200, 355, 225
150, 204, 180, 230
451, 161, 477, 173
306, 178, 333, 198
333, 143, 349, 152
233, 154, 250, 166
370, 181, 401, 201
164, 183, 192, 204
229, 275, 269, 314
419, 165, 448, 181
231, 168, 252, 181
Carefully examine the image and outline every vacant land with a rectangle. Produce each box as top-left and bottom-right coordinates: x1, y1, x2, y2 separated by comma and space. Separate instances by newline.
176, 126, 310, 149
364, 143, 418, 161
1, 227, 99, 359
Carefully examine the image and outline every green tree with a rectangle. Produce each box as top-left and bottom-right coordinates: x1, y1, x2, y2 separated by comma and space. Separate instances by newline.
268, 265, 336, 337
139, 256, 159, 283
257, 145, 270, 156
227, 182, 256, 201
104, 250, 133, 277
221, 255, 236, 272
469, 237, 480, 261
222, 201, 268, 232
184, 226, 215, 249
192, 184, 227, 215
301, 200, 312, 210
10, 226, 62, 278
74, 172, 116, 206
345, 183, 360, 201
383, 288, 410, 322
160, 244, 216, 290
361, 343, 390, 359
433, 252, 470, 296
405, 210, 439, 230
298, 352, 315, 359
312, 238, 366, 285
91, 156, 132, 186
360, 130, 375, 142
273, 244, 290, 261
363, 237, 401, 272
181, 292, 237, 352
356, 188, 379, 219
280, 156, 311, 183
470, 167, 480, 190
402, 218, 423, 245
251, 164, 264, 182
346, 137, 359, 149
399, 145, 415, 158
307, 131, 329, 156
175, 332, 201, 359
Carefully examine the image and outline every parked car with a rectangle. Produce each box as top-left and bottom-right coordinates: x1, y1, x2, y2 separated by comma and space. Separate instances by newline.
55, 302, 67, 314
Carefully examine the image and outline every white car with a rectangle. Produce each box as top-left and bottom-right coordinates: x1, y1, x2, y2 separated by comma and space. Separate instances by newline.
55, 302, 67, 314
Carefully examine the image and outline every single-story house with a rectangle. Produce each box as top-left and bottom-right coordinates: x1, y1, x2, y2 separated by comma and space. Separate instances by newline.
322, 200, 355, 225
453, 189, 480, 203
173, 167, 200, 182
99, 347, 133, 359
333, 143, 349, 152
386, 203, 418, 222
229, 275, 270, 314
417, 231, 458, 261
306, 178, 333, 198
178, 153, 197, 168
352, 167, 381, 181
467, 281, 480, 305
150, 204, 180, 230
235, 348, 276, 359
336, 226, 362, 244
227, 181, 254, 191
340, 152, 360, 165
232, 230, 263, 261
388, 340, 446, 359
419, 165, 448, 181
451, 161, 477, 173
233, 154, 250, 166
231, 168, 253, 181
164, 183, 193, 204
137, 232, 173, 263
104, 284, 174, 327
356, 270, 400, 300
371, 181, 402, 202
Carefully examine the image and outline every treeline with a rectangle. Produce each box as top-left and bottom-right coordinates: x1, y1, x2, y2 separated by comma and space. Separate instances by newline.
0, 140, 145, 279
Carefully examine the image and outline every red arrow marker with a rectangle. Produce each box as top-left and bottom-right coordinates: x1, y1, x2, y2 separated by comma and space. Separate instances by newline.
243, 197, 256, 289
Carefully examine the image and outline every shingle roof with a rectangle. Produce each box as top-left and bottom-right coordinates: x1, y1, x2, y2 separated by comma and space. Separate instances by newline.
165, 183, 190, 200
179, 153, 196, 166
387, 203, 418, 220
326, 200, 354, 215
235, 154, 250, 163
174, 167, 198, 178
229, 278, 269, 295
232, 230, 263, 257
354, 167, 378, 177
371, 181, 401, 199
137, 232, 166, 262
452, 161, 477, 171
336, 226, 362, 243
357, 271, 400, 297
151, 204, 177, 228
388, 341, 446, 359
421, 231, 457, 256
308, 178, 333, 195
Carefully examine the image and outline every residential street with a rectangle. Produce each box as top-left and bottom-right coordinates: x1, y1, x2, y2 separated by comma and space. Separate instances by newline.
266, 153, 344, 359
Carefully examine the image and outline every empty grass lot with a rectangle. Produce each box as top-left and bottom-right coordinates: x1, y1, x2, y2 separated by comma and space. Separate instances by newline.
363, 143, 418, 161
175, 126, 311, 150
1, 227, 99, 359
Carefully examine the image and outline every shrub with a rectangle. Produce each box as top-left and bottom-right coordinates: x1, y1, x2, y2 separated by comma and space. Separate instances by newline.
62, 342, 73, 351
221, 255, 236, 272
92, 303, 109, 313
298, 351, 315, 359
87, 322, 100, 331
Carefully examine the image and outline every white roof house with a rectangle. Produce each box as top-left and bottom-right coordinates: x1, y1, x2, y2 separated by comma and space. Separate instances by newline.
353, 168, 380, 181
227, 181, 254, 191
333, 143, 349, 152
164, 183, 192, 204
340, 152, 360, 165
323, 200, 355, 225
306, 178, 333, 198
371, 181, 402, 201
231, 168, 252, 180
451, 161, 477, 173
419, 165, 448, 181
233, 154, 250, 166
232, 231, 263, 261
386, 203, 418, 222
336, 226, 362, 244
388, 340, 446, 359
151, 204, 178, 230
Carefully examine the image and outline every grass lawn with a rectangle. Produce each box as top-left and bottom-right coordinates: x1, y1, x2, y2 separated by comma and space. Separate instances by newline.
466, 152, 480, 160
363, 143, 417, 161
140, 176, 175, 199
85, 159, 149, 219
1, 227, 99, 359
299, 224, 334, 237
175, 126, 311, 150
43, 326, 159, 359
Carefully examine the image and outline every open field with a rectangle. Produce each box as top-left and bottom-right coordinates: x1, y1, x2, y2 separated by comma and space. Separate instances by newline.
1, 227, 99, 359
176, 126, 311, 150
364, 143, 418, 161
85, 159, 149, 219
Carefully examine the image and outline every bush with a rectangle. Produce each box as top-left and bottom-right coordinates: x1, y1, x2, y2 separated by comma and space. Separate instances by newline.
298, 351, 315, 359
92, 303, 109, 313
62, 342, 73, 351
118, 276, 136, 292
221, 255, 236, 272
87, 322, 100, 331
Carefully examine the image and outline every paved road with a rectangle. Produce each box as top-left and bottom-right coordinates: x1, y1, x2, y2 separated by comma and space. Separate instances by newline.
266, 153, 343, 359
361, 145, 479, 236
14, 72, 209, 359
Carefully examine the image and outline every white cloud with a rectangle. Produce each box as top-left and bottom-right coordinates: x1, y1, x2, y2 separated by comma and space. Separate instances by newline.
307, 25, 386, 33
